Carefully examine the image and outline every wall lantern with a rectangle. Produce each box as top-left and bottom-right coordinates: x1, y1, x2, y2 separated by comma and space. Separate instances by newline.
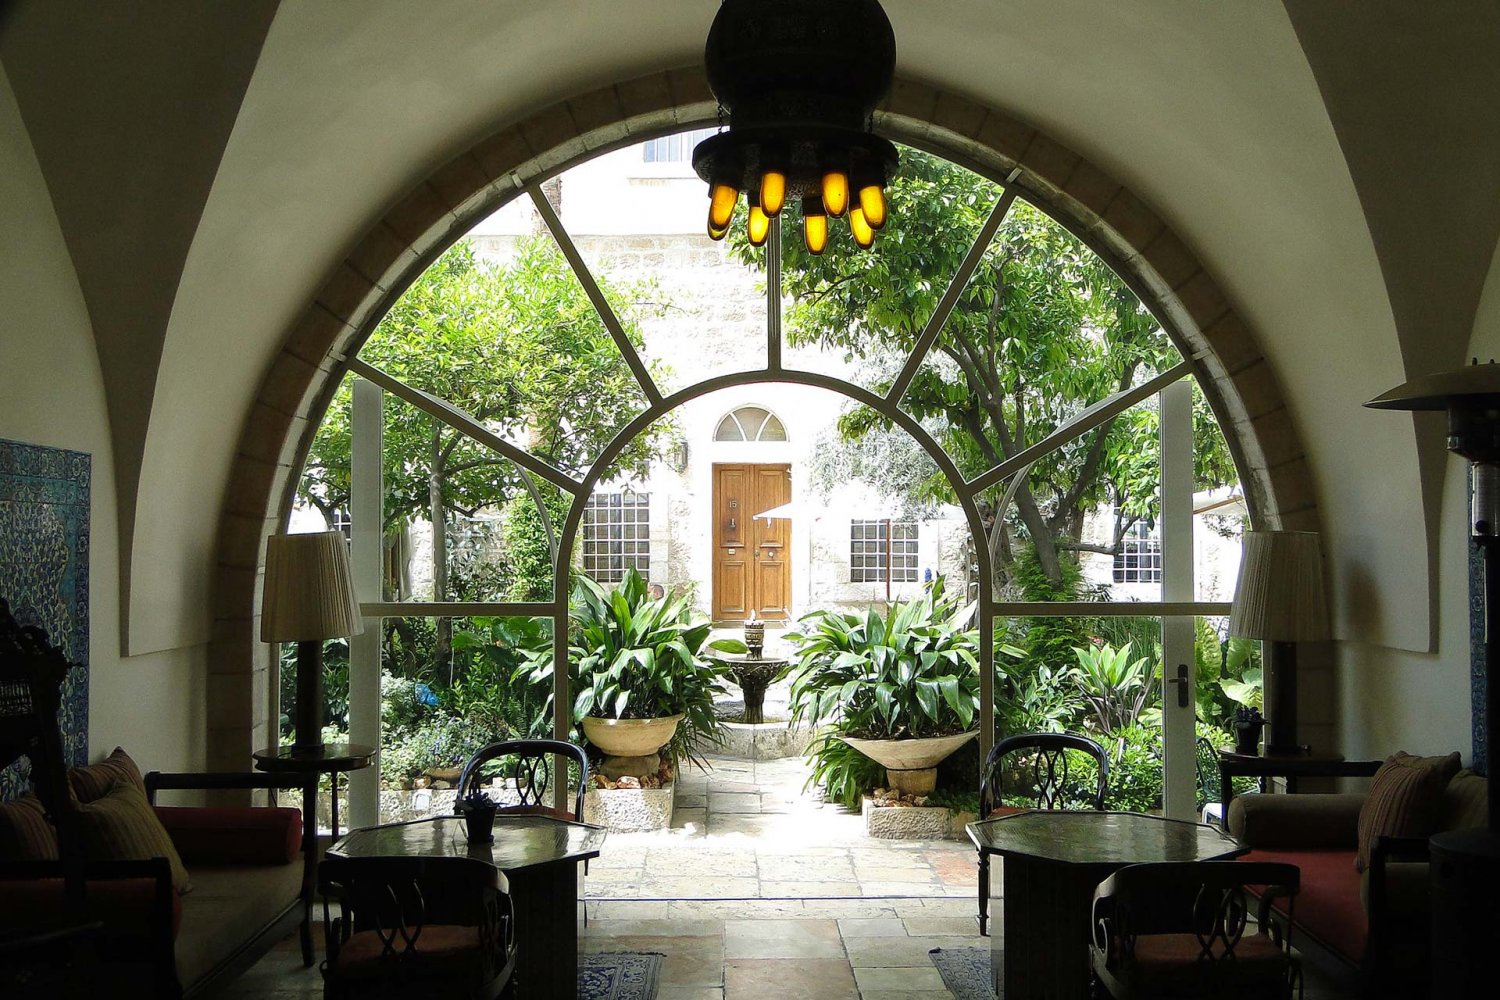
693, 0, 899, 255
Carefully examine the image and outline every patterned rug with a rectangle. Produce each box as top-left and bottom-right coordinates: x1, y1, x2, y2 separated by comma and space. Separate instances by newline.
929, 946, 995, 1000
579, 951, 663, 1000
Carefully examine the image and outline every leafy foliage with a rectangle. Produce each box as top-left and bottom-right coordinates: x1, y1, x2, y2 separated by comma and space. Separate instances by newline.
784, 577, 981, 739
500, 485, 572, 602
380, 714, 494, 786
447, 616, 553, 737
517, 568, 729, 762
731, 148, 1238, 591
803, 733, 889, 809
1072, 641, 1154, 733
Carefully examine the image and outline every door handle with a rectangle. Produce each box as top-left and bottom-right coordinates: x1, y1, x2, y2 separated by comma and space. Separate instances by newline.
1166, 664, 1190, 708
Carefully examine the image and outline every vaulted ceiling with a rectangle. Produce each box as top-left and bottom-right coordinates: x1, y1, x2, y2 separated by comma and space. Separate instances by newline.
2, 1, 1498, 655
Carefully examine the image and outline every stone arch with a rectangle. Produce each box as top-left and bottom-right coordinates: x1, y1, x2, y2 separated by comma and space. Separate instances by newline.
206, 67, 1317, 769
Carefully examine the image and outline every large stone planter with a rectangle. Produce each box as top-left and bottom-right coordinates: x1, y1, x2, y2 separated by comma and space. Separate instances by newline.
861, 797, 978, 840
581, 714, 683, 778
584, 781, 676, 832
841, 731, 978, 795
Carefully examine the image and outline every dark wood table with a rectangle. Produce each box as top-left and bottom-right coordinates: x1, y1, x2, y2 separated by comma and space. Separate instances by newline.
252, 742, 376, 840
1215, 750, 1382, 814
967, 811, 1245, 1000
328, 814, 606, 999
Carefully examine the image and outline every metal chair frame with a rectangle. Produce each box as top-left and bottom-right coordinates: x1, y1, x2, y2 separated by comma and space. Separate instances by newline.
456, 739, 589, 820
976, 732, 1109, 935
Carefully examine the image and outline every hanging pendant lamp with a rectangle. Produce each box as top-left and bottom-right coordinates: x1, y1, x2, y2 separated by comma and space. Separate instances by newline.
693, 0, 900, 253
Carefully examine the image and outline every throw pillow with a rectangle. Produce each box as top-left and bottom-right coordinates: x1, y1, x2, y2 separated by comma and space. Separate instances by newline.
75, 778, 192, 893
1355, 751, 1461, 872
69, 746, 146, 803
0, 793, 59, 861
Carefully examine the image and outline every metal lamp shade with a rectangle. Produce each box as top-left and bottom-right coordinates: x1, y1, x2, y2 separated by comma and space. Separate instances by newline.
1229, 530, 1328, 642
260, 532, 363, 643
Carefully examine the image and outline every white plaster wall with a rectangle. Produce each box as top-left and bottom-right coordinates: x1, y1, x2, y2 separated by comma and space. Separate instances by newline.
0, 69, 205, 771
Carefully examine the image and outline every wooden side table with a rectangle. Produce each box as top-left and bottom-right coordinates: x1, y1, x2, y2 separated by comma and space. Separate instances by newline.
252, 742, 376, 840
1216, 749, 1382, 814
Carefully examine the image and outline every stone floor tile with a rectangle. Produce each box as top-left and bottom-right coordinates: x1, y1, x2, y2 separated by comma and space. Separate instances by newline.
585, 934, 723, 987
669, 898, 807, 920
853, 965, 949, 992
797, 899, 900, 918
857, 992, 955, 1000
642, 875, 760, 898
724, 958, 858, 999
585, 918, 722, 938
860, 880, 946, 896
758, 879, 861, 897
588, 898, 672, 920
656, 989, 724, 1000
845, 934, 973, 968
838, 916, 910, 937
855, 865, 939, 882
708, 791, 763, 813
903, 915, 981, 937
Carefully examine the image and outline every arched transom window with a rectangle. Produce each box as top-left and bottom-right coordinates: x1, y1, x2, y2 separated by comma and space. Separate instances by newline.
714, 406, 787, 442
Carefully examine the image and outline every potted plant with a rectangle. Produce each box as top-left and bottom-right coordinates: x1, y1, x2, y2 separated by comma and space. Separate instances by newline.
457, 789, 498, 843
785, 577, 981, 796
518, 568, 728, 777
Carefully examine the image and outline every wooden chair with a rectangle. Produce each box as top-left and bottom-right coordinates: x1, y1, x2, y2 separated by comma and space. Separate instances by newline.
456, 739, 588, 821
1090, 861, 1302, 1000
976, 732, 1109, 935
319, 854, 516, 1000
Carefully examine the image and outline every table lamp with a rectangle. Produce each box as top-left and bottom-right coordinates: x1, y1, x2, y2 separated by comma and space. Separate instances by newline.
261, 531, 363, 753
1228, 530, 1328, 754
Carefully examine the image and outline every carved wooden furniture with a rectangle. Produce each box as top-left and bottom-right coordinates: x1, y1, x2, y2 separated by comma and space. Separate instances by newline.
1090, 861, 1302, 999
252, 741, 375, 840
967, 810, 1245, 1000
974, 732, 1109, 935
456, 739, 589, 821
1215, 749, 1381, 813
319, 853, 516, 1000
328, 813, 605, 999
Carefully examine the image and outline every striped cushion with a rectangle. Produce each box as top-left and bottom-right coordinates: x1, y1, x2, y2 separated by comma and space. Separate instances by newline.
0, 793, 59, 861
1355, 751, 1460, 872
69, 746, 146, 803
75, 779, 192, 893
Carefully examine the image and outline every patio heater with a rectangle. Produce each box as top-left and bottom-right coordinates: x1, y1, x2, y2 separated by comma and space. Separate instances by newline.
1367, 360, 1500, 995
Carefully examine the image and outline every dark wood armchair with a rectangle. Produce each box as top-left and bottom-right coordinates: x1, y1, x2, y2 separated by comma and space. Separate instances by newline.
976, 732, 1109, 935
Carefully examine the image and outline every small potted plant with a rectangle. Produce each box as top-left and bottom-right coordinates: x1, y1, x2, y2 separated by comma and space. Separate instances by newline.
457, 789, 498, 843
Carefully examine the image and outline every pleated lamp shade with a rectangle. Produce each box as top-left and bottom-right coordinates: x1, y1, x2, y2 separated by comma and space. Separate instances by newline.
260, 532, 364, 642
1229, 530, 1328, 641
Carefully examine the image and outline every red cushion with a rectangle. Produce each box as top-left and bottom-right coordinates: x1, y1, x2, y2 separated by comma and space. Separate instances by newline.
496, 804, 576, 822
0, 876, 183, 938
1241, 848, 1366, 962
154, 806, 302, 865
332, 925, 484, 978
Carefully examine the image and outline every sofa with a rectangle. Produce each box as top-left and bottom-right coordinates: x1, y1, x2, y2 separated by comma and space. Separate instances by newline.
0, 749, 317, 998
1226, 757, 1487, 997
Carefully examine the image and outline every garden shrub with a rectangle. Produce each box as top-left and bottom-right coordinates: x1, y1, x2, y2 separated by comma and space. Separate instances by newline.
381, 714, 494, 787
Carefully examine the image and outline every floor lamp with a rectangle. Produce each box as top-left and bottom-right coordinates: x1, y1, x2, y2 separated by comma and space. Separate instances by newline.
1228, 530, 1329, 755
261, 531, 363, 754
1367, 362, 1498, 996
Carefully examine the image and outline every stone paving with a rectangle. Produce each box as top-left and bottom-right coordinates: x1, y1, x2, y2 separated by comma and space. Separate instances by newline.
587, 752, 975, 902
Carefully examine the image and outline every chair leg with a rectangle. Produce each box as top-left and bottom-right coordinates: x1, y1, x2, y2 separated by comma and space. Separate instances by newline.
976, 852, 989, 936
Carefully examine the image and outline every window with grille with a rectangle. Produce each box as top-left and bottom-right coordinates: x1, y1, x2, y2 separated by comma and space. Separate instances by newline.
1113, 520, 1162, 584
714, 405, 788, 442
850, 520, 918, 583
641, 128, 718, 164
583, 492, 650, 583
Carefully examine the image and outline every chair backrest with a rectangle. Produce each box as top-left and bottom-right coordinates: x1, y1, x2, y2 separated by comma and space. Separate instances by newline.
1092, 861, 1300, 963
320, 853, 513, 993
456, 739, 589, 820
1194, 735, 1220, 808
980, 732, 1109, 815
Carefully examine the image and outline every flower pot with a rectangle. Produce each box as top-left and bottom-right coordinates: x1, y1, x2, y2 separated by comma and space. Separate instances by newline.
459, 803, 497, 843
581, 714, 685, 778
841, 731, 978, 795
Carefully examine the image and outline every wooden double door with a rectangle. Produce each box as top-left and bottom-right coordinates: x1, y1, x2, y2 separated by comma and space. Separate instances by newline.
712, 463, 790, 622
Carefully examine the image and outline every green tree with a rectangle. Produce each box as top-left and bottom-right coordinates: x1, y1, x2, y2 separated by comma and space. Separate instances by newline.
731, 149, 1236, 593
299, 238, 671, 676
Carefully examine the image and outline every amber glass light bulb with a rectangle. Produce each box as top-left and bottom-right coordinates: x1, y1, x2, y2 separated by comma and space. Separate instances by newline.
804, 214, 828, 254
859, 184, 887, 229
760, 171, 786, 217
709, 183, 738, 229
849, 205, 875, 248
707, 216, 730, 241
821, 170, 850, 217
747, 205, 771, 246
